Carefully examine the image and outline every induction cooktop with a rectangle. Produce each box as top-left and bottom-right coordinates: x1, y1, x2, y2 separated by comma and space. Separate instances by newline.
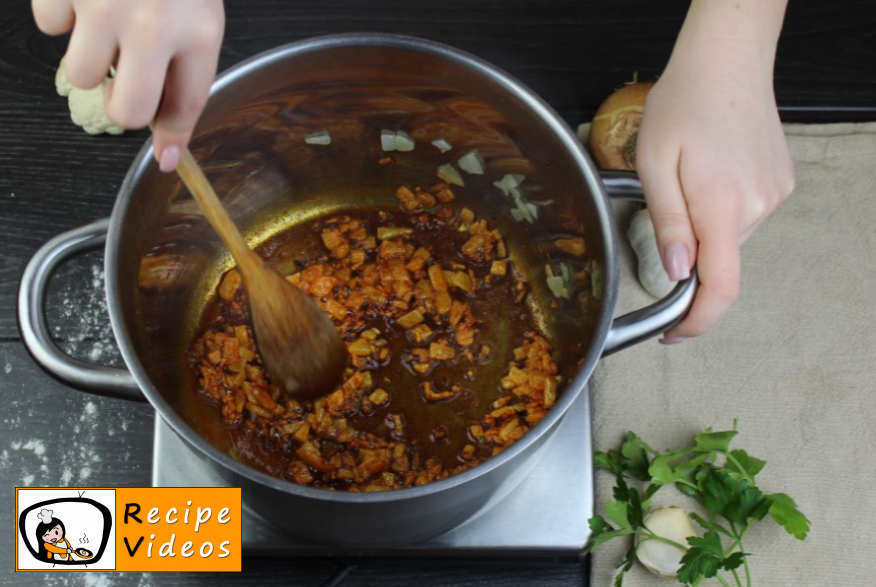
152, 386, 593, 557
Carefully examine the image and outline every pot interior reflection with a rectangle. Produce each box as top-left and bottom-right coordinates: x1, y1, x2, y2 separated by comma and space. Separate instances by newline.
117, 41, 606, 490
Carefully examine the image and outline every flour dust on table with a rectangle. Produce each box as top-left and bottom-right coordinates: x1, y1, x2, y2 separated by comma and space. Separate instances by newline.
39, 572, 156, 587
48, 258, 122, 366
3, 400, 130, 489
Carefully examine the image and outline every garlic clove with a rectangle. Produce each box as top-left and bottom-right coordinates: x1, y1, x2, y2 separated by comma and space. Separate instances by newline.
628, 209, 675, 298
635, 507, 696, 578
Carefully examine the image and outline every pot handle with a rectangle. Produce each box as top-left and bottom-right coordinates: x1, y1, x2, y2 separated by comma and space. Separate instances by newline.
599, 171, 699, 356
17, 218, 144, 401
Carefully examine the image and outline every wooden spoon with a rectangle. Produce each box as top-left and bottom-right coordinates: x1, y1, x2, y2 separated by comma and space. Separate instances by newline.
174, 147, 347, 398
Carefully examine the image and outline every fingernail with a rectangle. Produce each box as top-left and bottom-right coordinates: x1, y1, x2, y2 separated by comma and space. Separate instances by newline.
659, 336, 687, 346
159, 145, 180, 173
663, 242, 690, 281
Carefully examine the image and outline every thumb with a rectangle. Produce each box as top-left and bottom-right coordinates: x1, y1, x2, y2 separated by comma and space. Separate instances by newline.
637, 150, 697, 281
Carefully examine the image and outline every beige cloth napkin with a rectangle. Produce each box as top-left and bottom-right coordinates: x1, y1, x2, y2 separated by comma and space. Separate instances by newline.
578, 123, 876, 586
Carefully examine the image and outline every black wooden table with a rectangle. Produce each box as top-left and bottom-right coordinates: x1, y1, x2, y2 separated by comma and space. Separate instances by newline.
1, 1, 874, 585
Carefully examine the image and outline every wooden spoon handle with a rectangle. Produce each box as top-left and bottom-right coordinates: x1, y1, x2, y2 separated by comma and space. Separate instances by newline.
175, 148, 261, 276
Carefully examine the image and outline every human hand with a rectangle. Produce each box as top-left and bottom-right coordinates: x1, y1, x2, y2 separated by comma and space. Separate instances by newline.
636, 0, 794, 343
32, 0, 225, 172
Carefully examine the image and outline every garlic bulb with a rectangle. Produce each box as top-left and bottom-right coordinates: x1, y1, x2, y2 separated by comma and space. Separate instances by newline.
628, 209, 675, 298
635, 507, 696, 578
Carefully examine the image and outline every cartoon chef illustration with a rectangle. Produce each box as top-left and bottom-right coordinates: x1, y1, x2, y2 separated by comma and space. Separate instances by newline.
35, 509, 73, 561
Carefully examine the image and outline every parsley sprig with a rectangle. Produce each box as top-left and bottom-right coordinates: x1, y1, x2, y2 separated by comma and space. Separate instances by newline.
587, 423, 810, 586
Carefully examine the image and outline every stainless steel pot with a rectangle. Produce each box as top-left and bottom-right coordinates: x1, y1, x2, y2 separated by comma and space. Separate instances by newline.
19, 34, 695, 546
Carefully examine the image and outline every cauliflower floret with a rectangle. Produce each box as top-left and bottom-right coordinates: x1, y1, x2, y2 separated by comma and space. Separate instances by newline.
55, 57, 73, 97
68, 84, 124, 135
56, 57, 124, 136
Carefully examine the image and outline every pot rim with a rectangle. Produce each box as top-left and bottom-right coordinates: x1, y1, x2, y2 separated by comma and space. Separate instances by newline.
106, 32, 619, 504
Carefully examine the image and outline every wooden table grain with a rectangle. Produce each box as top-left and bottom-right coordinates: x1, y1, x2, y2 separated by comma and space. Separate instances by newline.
1, 0, 874, 585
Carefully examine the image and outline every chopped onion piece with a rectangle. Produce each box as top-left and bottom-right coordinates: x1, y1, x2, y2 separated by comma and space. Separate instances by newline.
506, 187, 537, 224
304, 131, 331, 145
437, 163, 465, 187
458, 150, 486, 175
515, 201, 536, 223
381, 129, 397, 151
395, 130, 415, 152
590, 260, 603, 299
432, 138, 453, 153
546, 262, 573, 299
494, 173, 526, 196
547, 275, 571, 299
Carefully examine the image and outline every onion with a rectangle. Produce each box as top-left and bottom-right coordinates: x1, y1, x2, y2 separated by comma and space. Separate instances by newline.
381, 129, 397, 151
546, 276, 567, 298
590, 260, 603, 299
493, 173, 525, 196
504, 185, 537, 224
510, 199, 536, 223
589, 81, 654, 170
432, 138, 453, 153
304, 130, 331, 145
437, 163, 465, 187
395, 130, 415, 152
458, 150, 486, 175
546, 263, 572, 299
494, 174, 535, 222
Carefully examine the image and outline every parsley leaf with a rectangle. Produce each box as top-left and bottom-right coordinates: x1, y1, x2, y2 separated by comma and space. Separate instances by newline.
725, 484, 766, 526
674, 453, 711, 484
621, 432, 653, 481
627, 487, 644, 528
694, 429, 738, 452
641, 484, 661, 511
696, 465, 734, 515
586, 516, 635, 553
649, 452, 709, 487
587, 528, 634, 552
605, 500, 631, 529
727, 449, 766, 479
613, 473, 631, 502
688, 531, 725, 556
689, 512, 733, 537
594, 449, 626, 476
607, 478, 644, 528
589, 515, 611, 535
696, 465, 768, 526
648, 454, 675, 485
677, 532, 725, 583
678, 532, 748, 584
767, 493, 811, 540
614, 546, 637, 587
722, 552, 747, 572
